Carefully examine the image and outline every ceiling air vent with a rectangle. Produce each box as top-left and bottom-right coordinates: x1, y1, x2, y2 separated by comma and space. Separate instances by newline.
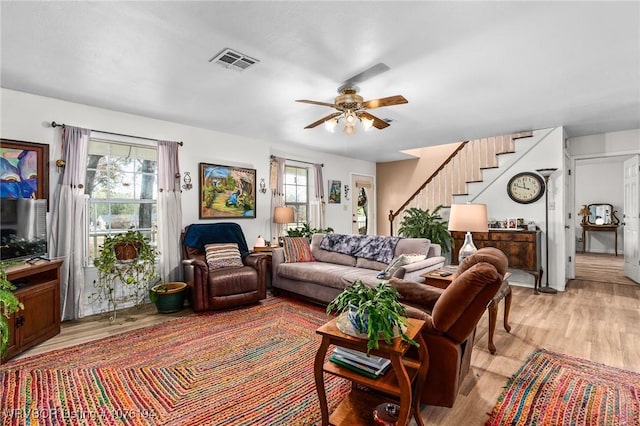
209, 48, 259, 71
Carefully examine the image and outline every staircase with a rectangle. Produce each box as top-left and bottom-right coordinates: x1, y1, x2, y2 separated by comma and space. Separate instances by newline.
389, 131, 534, 235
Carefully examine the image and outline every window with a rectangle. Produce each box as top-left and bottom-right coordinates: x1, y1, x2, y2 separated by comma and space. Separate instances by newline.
85, 139, 158, 260
283, 165, 308, 229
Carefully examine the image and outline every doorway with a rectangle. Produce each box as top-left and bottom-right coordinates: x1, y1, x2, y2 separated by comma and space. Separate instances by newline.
351, 174, 375, 235
573, 155, 635, 283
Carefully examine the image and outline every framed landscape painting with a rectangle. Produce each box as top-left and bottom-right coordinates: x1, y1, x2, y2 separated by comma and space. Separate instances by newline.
199, 162, 256, 219
0, 139, 50, 206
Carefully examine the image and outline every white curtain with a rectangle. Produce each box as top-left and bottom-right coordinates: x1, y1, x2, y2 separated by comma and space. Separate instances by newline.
270, 156, 286, 242
313, 163, 325, 229
49, 125, 90, 320
157, 141, 182, 282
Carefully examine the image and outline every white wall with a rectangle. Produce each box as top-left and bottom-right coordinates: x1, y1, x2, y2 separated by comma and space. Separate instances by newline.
1, 88, 375, 316
468, 128, 566, 290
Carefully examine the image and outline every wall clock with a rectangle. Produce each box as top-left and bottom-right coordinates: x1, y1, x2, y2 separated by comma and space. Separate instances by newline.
507, 172, 545, 204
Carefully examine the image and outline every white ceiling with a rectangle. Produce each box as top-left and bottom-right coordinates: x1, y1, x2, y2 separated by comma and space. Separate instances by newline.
1, 1, 639, 162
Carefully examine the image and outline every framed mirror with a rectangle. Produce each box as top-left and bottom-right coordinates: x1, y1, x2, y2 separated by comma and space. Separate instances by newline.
583, 203, 619, 225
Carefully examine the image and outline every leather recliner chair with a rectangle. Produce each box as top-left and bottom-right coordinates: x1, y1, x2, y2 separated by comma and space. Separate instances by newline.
181, 223, 268, 311
389, 247, 508, 407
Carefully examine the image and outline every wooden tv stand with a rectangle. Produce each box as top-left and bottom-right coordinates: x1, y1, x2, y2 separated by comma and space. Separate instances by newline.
1, 259, 63, 363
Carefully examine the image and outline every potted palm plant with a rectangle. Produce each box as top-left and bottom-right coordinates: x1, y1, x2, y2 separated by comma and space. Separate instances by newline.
149, 282, 187, 313
398, 205, 453, 254
326, 279, 418, 354
91, 231, 159, 312
0, 261, 23, 356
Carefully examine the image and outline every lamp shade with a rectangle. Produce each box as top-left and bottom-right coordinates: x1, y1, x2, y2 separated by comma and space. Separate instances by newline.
273, 206, 295, 224
448, 204, 489, 232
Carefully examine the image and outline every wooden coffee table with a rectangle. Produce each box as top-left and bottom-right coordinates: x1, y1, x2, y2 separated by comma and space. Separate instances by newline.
420, 269, 512, 354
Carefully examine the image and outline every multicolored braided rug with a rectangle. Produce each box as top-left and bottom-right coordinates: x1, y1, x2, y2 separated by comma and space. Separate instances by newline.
0, 297, 350, 425
486, 348, 640, 426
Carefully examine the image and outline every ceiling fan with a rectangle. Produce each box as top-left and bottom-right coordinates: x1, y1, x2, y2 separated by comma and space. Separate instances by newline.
295, 63, 408, 134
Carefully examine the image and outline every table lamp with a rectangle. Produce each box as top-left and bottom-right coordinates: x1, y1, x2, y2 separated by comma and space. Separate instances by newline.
448, 203, 488, 264
273, 206, 295, 244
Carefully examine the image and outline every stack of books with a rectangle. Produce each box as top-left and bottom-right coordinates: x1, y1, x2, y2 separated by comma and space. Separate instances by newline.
329, 346, 391, 379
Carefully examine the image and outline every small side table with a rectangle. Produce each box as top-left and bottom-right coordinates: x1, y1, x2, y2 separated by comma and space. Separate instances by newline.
420, 269, 512, 354
314, 317, 428, 426
252, 246, 274, 287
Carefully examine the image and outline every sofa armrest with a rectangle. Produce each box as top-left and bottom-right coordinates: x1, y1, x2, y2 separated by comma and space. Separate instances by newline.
428, 243, 442, 258
393, 256, 446, 281
389, 277, 444, 311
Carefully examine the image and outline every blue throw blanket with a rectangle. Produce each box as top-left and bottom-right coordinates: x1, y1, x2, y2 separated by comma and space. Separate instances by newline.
183, 223, 250, 258
319, 234, 400, 264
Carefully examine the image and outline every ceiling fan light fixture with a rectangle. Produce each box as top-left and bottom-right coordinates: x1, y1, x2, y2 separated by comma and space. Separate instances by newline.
345, 111, 357, 124
324, 118, 338, 132
361, 117, 374, 131
343, 124, 356, 135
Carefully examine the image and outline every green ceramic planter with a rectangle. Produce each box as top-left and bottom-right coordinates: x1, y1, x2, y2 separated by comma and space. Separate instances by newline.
150, 282, 187, 313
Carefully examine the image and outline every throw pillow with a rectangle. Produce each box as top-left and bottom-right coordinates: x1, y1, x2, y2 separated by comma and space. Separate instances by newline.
205, 243, 244, 269
282, 237, 315, 263
377, 253, 427, 279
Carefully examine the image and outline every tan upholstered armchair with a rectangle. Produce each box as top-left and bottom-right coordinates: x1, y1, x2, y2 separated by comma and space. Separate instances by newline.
181, 223, 268, 311
389, 247, 508, 407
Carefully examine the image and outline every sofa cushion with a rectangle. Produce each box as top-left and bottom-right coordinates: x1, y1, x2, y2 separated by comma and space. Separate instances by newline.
205, 243, 244, 269
395, 238, 431, 257
282, 237, 315, 263
310, 234, 356, 267
356, 238, 431, 270
377, 254, 427, 279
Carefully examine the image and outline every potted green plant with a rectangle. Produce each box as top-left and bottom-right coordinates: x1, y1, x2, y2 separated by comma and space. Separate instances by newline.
0, 261, 23, 356
287, 223, 334, 241
326, 279, 418, 354
149, 282, 187, 313
91, 231, 159, 312
398, 205, 453, 254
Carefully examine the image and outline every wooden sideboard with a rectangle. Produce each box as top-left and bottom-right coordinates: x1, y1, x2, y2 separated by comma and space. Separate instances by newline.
451, 230, 542, 293
2, 259, 63, 363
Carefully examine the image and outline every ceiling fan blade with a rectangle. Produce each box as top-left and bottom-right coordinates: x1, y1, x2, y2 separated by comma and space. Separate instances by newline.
342, 62, 391, 86
358, 111, 390, 129
304, 112, 342, 129
295, 99, 336, 108
362, 95, 408, 109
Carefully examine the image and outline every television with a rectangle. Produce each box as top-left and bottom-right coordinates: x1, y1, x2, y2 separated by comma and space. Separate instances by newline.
0, 198, 48, 261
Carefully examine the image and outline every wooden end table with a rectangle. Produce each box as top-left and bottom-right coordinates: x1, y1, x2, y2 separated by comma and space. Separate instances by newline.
252, 246, 274, 287
314, 317, 428, 426
420, 269, 512, 354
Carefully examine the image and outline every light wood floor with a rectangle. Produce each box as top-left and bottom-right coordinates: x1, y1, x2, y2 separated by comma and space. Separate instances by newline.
12, 255, 640, 425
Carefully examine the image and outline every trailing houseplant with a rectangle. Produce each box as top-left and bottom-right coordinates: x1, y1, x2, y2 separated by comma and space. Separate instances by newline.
287, 223, 334, 241
0, 261, 24, 356
326, 279, 418, 354
90, 231, 159, 312
398, 205, 453, 254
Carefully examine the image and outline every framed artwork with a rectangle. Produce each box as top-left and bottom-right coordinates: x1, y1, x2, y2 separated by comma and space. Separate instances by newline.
0, 139, 50, 207
507, 218, 518, 229
328, 180, 341, 204
199, 162, 256, 219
